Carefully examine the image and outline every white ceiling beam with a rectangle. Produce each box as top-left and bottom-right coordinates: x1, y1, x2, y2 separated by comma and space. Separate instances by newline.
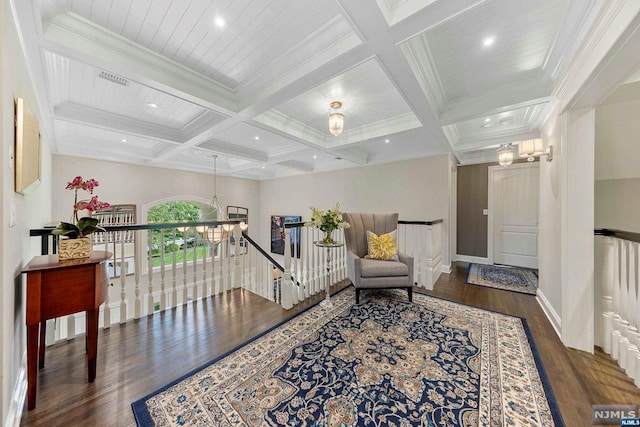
337, 0, 452, 153
439, 82, 552, 126
237, 43, 374, 117
330, 146, 369, 165
196, 140, 268, 164
454, 130, 540, 152
42, 13, 238, 114
54, 102, 183, 142
388, 0, 488, 44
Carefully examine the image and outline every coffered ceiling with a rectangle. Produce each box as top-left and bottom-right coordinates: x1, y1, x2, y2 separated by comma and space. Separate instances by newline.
14, 0, 597, 178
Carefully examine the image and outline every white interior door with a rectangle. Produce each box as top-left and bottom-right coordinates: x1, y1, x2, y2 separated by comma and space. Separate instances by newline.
489, 163, 539, 269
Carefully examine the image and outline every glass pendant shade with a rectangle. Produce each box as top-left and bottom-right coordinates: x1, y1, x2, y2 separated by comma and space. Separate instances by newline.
497, 144, 514, 167
328, 101, 344, 136
517, 138, 544, 162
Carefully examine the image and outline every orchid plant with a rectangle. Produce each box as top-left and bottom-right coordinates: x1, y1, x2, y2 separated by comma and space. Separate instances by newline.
52, 176, 110, 239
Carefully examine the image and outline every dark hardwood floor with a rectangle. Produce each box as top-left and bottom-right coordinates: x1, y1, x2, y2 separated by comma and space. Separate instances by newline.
20, 262, 640, 426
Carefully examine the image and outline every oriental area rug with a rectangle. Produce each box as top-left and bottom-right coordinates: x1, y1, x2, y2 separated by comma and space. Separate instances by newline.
466, 263, 539, 295
132, 288, 563, 426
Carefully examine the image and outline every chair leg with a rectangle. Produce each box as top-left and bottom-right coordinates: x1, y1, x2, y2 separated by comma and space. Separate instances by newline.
356, 288, 360, 304
407, 286, 413, 302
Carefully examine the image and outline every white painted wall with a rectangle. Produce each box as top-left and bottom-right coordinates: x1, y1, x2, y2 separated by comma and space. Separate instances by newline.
257, 155, 451, 268
1, 1, 53, 424
538, 109, 563, 335
51, 155, 261, 236
561, 107, 595, 352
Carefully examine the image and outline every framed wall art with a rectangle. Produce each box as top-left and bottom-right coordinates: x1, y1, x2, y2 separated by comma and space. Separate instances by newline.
14, 98, 41, 194
270, 215, 301, 257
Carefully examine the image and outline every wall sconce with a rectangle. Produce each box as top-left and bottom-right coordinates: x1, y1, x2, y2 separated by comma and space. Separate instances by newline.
543, 145, 553, 162
517, 138, 544, 162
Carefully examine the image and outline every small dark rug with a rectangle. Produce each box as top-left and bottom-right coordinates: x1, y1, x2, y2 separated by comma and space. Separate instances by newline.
132, 287, 562, 426
466, 263, 538, 295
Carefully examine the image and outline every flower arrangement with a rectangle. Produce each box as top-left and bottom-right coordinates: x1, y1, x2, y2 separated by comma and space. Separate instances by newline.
53, 176, 110, 239
306, 203, 350, 244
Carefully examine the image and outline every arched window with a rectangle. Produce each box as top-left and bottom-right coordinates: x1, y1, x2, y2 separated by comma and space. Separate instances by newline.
146, 200, 209, 266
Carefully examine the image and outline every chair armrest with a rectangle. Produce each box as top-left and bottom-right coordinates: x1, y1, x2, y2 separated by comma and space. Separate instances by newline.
398, 252, 414, 285
345, 249, 362, 287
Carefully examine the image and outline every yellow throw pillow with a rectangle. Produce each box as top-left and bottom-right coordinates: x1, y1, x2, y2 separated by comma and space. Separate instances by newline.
366, 230, 398, 261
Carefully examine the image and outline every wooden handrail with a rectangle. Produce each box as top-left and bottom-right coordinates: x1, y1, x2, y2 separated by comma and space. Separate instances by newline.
595, 228, 640, 244
283, 219, 444, 228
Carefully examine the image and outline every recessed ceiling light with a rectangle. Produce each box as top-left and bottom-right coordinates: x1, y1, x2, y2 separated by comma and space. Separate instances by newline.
121, 138, 127, 143
146, 102, 158, 108
384, 139, 390, 143
483, 37, 495, 47
499, 117, 514, 126
254, 136, 260, 140
214, 16, 226, 28
261, 165, 266, 169
484, 118, 491, 122
313, 155, 317, 159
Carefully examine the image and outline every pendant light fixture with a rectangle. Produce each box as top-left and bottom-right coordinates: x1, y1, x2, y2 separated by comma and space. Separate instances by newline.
497, 144, 514, 167
328, 101, 344, 136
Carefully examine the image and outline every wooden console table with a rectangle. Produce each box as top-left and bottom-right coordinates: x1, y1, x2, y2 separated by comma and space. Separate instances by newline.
21, 251, 111, 410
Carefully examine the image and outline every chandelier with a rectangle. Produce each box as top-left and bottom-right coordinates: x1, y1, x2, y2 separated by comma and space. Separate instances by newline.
497, 144, 514, 167
328, 101, 344, 136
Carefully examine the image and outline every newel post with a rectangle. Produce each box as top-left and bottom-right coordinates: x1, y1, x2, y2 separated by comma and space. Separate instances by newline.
282, 227, 293, 309
232, 224, 242, 289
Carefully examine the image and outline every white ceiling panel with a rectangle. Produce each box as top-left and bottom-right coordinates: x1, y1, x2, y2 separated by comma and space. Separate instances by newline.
42, 50, 218, 130
273, 59, 417, 135
24, 0, 598, 179
409, 0, 568, 102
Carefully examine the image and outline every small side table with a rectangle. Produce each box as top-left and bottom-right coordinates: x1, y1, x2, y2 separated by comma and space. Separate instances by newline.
21, 251, 112, 410
313, 241, 343, 308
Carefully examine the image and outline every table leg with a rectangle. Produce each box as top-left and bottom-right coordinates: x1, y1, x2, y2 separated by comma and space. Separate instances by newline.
27, 323, 39, 410
86, 309, 99, 382
319, 247, 334, 309
38, 321, 46, 369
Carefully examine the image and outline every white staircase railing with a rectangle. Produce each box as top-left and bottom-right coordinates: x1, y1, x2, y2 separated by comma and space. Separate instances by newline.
280, 219, 444, 309
597, 229, 640, 387
29, 217, 446, 346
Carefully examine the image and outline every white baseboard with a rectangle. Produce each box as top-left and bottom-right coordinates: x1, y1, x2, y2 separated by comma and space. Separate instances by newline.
5, 353, 26, 427
441, 263, 451, 274
536, 290, 561, 339
455, 255, 490, 264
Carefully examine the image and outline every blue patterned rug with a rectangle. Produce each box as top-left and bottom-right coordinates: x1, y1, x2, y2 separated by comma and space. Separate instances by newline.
466, 263, 538, 295
132, 288, 562, 426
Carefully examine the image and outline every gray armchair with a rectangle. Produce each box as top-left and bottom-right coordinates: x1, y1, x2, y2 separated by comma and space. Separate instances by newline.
342, 212, 414, 304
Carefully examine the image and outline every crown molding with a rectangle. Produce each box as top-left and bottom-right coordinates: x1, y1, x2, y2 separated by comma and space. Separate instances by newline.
400, 36, 447, 113
553, 0, 640, 110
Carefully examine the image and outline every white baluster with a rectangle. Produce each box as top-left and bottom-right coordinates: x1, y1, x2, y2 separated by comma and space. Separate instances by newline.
147, 229, 154, 315
170, 229, 178, 308
134, 229, 141, 319
601, 236, 614, 354
159, 229, 167, 311
119, 236, 127, 323
182, 229, 188, 304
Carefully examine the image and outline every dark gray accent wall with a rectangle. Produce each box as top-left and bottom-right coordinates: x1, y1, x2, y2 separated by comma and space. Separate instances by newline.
457, 164, 488, 257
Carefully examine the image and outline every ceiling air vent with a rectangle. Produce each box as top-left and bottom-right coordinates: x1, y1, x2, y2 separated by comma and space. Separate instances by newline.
98, 71, 128, 86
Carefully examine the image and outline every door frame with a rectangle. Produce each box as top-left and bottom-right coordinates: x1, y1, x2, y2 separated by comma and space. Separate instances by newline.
487, 162, 539, 265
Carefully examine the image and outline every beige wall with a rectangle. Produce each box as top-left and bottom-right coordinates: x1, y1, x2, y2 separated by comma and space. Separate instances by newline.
1, 0, 53, 423
594, 97, 640, 233
258, 155, 452, 267
52, 155, 261, 235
